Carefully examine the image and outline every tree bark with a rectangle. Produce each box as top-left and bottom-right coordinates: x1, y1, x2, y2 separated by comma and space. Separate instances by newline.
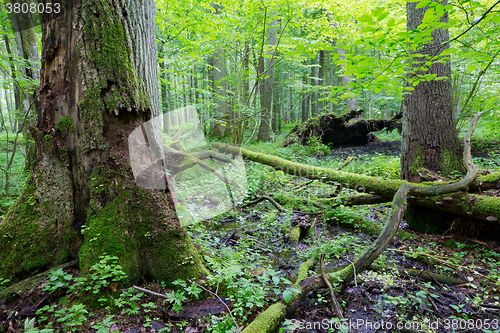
211, 49, 231, 138
257, 19, 277, 142
301, 71, 309, 122
0, 0, 206, 285
401, 0, 464, 182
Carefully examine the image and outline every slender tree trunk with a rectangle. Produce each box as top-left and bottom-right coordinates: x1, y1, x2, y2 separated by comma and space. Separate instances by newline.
271, 70, 281, 133
310, 57, 318, 117
257, 19, 277, 142
301, 71, 309, 122
211, 49, 231, 138
0, 0, 206, 284
401, 0, 464, 182
159, 52, 171, 135
0, 89, 5, 131
336, 44, 358, 111
317, 50, 325, 114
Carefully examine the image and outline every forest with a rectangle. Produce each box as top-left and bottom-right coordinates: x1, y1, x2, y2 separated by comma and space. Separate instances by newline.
0, 0, 499, 332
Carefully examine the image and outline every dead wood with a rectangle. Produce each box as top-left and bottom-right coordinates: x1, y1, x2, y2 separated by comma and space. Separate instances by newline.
320, 250, 344, 319
236, 112, 485, 333
283, 110, 402, 147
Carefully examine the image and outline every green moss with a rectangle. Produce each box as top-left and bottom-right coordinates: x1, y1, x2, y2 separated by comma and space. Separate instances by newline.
79, 165, 207, 287
0, 135, 78, 280
477, 171, 500, 183
409, 146, 425, 175
56, 116, 77, 135
439, 148, 465, 176
77, 0, 151, 152
290, 225, 301, 248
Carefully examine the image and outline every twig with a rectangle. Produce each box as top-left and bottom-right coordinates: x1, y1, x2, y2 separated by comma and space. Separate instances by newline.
389, 249, 497, 284
131, 285, 169, 298
320, 250, 344, 320
242, 195, 284, 212
188, 279, 241, 332
346, 258, 357, 287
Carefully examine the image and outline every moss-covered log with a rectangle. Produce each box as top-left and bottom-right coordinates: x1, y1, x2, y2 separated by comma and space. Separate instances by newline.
212, 142, 500, 224
239, 113, 486, 332
283, 110, 402, 147
242, 258, 317, 333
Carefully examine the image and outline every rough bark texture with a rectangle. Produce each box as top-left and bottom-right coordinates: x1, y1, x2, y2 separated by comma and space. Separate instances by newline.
257, 19, 277, 142
401, 0, 464, 182
0, 0, 206, 286
283, 110, 402, 147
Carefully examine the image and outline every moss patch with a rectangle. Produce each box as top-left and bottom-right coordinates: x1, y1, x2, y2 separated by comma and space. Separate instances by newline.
0, 134, 79, 280
439, 148, 466, 177
79, 165, 207, 287
409, 146, 425, 175
77, 0, 150, 152
56, 116, 77, 135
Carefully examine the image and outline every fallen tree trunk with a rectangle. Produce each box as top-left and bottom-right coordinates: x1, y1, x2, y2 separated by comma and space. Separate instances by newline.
283, 110, 402, 147
212, 145, 500, 224
237, 112, 489, 333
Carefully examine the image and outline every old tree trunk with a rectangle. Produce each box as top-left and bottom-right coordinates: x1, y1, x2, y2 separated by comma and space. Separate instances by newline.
0, 0, 207, 285
401, 0, 464, 182
402, 0, 468, 232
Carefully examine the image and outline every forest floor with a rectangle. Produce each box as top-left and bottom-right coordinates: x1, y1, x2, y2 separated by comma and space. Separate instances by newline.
1, 128, 500, 333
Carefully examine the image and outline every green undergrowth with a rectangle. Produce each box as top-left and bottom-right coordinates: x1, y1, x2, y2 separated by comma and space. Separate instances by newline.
0, 131, 28, 214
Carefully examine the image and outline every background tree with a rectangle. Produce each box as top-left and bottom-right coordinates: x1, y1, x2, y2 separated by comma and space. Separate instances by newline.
401, 0, 464, 182
257, 18, 277, 142
0, 0, 206, 284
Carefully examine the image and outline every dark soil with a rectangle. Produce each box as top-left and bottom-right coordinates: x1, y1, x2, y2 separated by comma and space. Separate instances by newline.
1, 142, 500, 333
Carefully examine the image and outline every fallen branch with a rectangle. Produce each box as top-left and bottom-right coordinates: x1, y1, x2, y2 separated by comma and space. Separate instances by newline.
239, 112, 485, 332
132, 285, 169, 298
389, 248, 499, 286
212, 113, 499, 224
320, 250, 343, 319
367, 264, 464, 285
242, 258, 316, 333
241, 195, 285, 212
188, 279, 241, 332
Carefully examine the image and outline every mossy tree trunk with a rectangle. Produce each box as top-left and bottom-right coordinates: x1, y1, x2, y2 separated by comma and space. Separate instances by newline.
0, 0, 207, 286
401, 0, 464, 182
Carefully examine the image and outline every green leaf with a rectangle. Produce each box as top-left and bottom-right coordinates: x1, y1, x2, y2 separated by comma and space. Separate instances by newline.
416, 0, 432, 9
490, 14, 500, 24
387, 18, 396, 27
371, 7, 385, 17
360, 26, 376, 33
377, 11, 389, 22
358, 14, 373, 23
467, 64, 476, 73
283, 289, 293, 303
